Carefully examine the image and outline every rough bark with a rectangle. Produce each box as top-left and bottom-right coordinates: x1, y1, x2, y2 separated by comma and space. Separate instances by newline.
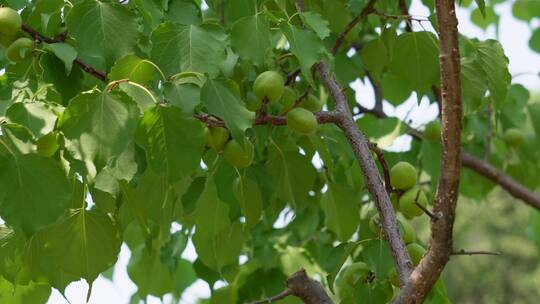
392, 0, 463, 301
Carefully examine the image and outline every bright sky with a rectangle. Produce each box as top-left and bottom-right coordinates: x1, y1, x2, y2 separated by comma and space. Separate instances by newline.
16, 1, 538, 303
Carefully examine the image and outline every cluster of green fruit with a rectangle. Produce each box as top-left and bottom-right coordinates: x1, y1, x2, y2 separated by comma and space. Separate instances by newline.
251, 71, 323, 135
204, 71, 327, 168
0, 7, 34, 62
388, 161, 428, 218
204, 126, 253, 168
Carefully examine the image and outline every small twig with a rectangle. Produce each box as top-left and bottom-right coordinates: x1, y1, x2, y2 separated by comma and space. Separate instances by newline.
451, 249, 501, 256
194, 111, 339, 128
21, 23, 108, 82
286, 69, 301, 86
220, 0, 225, 25
374, 12, 430, 22
331, 0, 376, 55
398, 0, 413, 32
413, 189, 438, 221
248, 289, 294, 304
368, 142, 392, 194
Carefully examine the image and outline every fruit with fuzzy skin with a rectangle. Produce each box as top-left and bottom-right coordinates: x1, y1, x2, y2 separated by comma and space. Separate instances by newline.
399, 187, 428, 218
280, 86, 297, 113
6, 37, 34, 62
502, 128, 524, 147
287, 108, 318, 134
245, 92, 262, 112
424, 120, 441, 141
390, 161, 417, 190
204, 127, 229, 150
334, 262, 371, 299
0, 7, 21, 36
300, 94, 324, 112
407, 243, 426, 265
223, 139, 254, 168
253, 71, 284, 102
398, 218, 416, 244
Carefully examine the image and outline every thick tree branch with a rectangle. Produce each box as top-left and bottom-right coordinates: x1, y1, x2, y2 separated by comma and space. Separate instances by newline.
248, 269, 333, 304
368, 142, 393, 194
461, 152, 540, 210
318, 62, 414, 285
393, 0, 463, 301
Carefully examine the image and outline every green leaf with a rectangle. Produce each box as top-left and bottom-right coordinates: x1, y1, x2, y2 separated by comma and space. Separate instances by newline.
128, 247, 175, 297
301, 12, 331, 40
360, 38, 389, 82
475, 0, 486, 17
389, 31, 440, 93
192, 179, 245, 270
461, 57, 488, 114
267, 149, 317, 207
356, 114, 406, 148
151, 23, 227, 77
471, 6, 498, 30
528, 102, 540, 137
0, 154, 71, 235
5, 102, 57, 137
0, 226, 26, 283
0, 275, 51, 304
59, 89, 139, 174
43, 209, 121, 284
165, 0, 201, 25
201, 79, 254, 143
232, 176, 263, 230
163, 79, 201, 115
230, 14, 271, 66
42, 43, 77, 74
66, 0, 139, 67
109, 54, 158, 85
529, 27, 540, 53
281, 24, 325, 86
472, 39, 511, 107
321, 183, 360, 242
136, 105, 205, 183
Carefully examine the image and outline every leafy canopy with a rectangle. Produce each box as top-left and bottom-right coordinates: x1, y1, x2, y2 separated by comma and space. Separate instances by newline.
0, 0, 539, 303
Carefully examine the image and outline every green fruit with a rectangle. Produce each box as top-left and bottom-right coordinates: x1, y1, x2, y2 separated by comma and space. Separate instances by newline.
223, 139, 254, 168
300, 94, 324, 112
0, 32, 17, 48
286, 108, 318, 134
37, 132, 60, 157
369, 214, 381, 236
398, 219, 416, 244
0, 7, 22, 36
503, 128, 524, 147
390, 192, 400, 210
390, 161, 417, 190
335, 262, 371, 299
253, 71, 284, 102
399, 187, 428, 218
280, 86, 297, 113
388, 268, 399, 287
407, 243, 426, 265
204, 126, 229, 150
245, 92, 262, 112
6, 37, 34, 62
424, 121, 441, 141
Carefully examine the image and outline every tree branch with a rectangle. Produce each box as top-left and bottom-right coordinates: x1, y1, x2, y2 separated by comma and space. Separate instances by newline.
318, 62, 414, 285
248, 289, 294, 304
368, 142, 392, 194
393, 0, 463, 301
461, 152, 540, 210
21, 23, 108, 82
331, 0, 376, 55
450, 249, 501, 256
